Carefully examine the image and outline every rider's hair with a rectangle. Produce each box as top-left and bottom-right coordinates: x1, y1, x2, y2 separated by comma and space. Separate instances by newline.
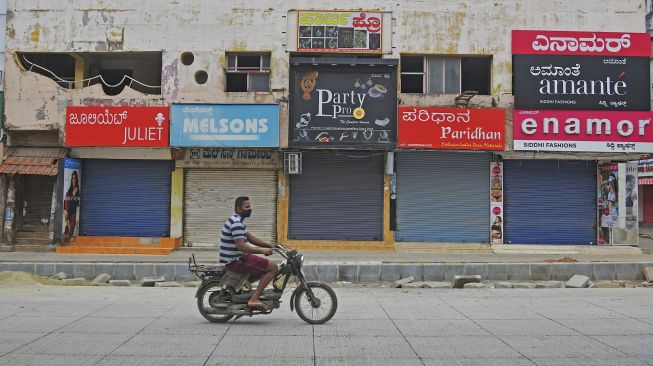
235, 196, 250, 210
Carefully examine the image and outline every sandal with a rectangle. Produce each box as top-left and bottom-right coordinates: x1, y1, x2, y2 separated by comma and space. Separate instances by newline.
247, 301, 268, 312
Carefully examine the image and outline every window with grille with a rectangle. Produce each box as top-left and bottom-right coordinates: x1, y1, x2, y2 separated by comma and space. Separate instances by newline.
225, 53, 271, 92
400, 55, 491, 95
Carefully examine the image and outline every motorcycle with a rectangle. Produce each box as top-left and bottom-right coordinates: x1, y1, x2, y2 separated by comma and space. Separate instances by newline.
188, 245, 337, 324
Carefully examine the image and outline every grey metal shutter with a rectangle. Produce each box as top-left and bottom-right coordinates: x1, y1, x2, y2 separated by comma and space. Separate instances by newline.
183, 169, 277, 247
289, 151, 384, 241
395, 151, 491, 243
80, 160, 171, 237
22, 175, 56, 226
504, 160, 597, 245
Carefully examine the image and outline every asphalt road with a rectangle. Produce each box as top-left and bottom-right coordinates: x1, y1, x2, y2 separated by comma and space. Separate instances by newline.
1, 284, 653, 365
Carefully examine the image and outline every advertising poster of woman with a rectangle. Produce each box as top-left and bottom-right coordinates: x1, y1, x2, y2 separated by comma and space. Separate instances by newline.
62, 158, 81, 240
490, 162, 503, 244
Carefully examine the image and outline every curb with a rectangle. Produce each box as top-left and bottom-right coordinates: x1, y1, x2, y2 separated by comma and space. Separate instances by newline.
1, 261, 651, 282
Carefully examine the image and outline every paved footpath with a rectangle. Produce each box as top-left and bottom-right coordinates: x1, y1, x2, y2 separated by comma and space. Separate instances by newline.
1, 284, 653, 365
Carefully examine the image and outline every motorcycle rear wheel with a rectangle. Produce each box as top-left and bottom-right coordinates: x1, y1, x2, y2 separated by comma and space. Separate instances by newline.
294, 282, 338, 324
197, 284, 234, 323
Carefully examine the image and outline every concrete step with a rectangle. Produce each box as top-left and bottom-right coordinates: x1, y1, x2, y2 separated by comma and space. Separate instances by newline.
19, 225, 50, 233
395, 243, 493, 254
15, 232, 50, 241
64, 241, 177, 249
56, 246, 175, 255
14, 244, 55, 252
492, 244, 643, 255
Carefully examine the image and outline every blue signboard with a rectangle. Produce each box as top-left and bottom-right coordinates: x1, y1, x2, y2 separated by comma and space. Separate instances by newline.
170, 104, 279, 147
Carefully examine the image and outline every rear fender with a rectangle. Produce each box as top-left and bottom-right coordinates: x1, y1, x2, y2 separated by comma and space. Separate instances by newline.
195, 280, 222, 298
289, 281, 321, 312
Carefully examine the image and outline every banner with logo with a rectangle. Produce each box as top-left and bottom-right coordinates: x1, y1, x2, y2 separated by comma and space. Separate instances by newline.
65, 106, 169, 147
297, 11, 383, 53
398, 107, 505, 150
512, 30, 650, 110
513, 55, 649, 110
170, 104, 279, 147
513, 109, 653, 153
176, 148, 280, 169
289, 65, 397, 148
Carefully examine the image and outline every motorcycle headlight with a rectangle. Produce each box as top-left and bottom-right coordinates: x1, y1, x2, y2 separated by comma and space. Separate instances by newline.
297, 254, 304, 270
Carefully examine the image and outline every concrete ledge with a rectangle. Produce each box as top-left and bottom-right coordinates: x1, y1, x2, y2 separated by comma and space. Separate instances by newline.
492, 244, 643, 255
2, 261, 652, 282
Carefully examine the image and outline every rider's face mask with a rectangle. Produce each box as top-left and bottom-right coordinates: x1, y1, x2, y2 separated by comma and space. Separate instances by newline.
240, 209, 252, 218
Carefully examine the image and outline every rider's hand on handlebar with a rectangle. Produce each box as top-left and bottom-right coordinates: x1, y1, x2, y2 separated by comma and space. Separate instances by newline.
262, 248, 274, 256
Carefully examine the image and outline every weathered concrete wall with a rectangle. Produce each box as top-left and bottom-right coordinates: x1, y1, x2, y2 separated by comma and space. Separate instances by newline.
4, 0, 646, 147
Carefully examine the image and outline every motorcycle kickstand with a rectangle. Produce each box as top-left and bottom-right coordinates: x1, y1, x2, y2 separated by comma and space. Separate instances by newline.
232, 315, 243, 322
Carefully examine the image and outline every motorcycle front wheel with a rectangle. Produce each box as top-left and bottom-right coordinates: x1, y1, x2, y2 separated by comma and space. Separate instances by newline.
294, 282, 338, 324
197, 284, 234, 323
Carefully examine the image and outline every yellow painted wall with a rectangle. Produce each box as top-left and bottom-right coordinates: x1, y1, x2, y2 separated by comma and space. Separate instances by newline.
170, 168, 183, 238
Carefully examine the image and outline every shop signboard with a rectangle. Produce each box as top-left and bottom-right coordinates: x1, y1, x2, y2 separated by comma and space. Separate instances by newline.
297, 10, 383, 53
289, 65, 397, 148
176, 148, 280, 169
65, 106, 169, 147
513, 109, 653, 153
170, 104, 279, 147
512, 30, 650, 110
398, 107, 505, 150
62, 158, 81, 240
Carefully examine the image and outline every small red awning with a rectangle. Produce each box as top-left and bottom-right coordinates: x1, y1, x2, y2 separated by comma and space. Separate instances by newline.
639, 177, 653, 185
0, 147, 68, 176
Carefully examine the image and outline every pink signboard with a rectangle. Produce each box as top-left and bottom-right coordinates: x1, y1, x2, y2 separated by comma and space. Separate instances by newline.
513, 109, 653, 152
512, 30, 650, 57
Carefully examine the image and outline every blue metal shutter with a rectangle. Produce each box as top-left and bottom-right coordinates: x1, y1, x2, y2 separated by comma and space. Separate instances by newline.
503, 160, 596, 245
289, 151, 384, 241
395, 151, 491, 243
80, 159, 171, 237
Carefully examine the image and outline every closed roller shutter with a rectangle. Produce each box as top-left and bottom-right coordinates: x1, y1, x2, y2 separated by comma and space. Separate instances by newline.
80, 160, 171, 237
289, 151, 384, 241
395, 151, 491, 243
504, 160, 597, 245
183, 169, 277, 247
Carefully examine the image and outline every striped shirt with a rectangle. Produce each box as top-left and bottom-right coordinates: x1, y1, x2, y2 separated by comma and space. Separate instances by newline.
219, 214, 247, 264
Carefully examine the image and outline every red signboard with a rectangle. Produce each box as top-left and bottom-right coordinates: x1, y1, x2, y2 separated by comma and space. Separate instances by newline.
398, 107, 505, 150
513, 109, 653, 152
512, 30, 650, 57
65, 106, 169, 147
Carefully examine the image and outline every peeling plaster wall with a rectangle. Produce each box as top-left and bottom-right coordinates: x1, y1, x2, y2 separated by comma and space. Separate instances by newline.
4, 0, 646, 148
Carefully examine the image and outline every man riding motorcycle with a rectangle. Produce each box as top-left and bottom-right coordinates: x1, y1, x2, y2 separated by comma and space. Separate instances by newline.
220, 196, 277, 311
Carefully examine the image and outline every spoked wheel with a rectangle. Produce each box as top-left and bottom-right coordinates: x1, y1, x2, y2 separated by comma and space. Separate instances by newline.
294, 282, 338, 324
197, 284, 234, 323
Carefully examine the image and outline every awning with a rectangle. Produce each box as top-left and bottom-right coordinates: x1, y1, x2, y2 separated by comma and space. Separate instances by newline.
0, 147, 68, 176
639, 178, 653, 185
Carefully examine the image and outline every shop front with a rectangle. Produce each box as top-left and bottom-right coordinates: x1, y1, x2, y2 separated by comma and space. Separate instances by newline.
638, 159, 653, 223
0, 147, 68, 248
395, 107, 505, 243
170, 104, 280, 248
65, 105, 172, 238
286, 57, 397, 248
509, 30, 650, 245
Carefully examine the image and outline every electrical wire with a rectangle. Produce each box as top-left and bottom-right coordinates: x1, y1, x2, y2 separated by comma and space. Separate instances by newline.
19, 53, 161, 90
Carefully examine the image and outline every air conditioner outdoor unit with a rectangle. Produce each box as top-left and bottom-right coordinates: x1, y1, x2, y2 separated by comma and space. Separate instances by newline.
284, 152, 302, 174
